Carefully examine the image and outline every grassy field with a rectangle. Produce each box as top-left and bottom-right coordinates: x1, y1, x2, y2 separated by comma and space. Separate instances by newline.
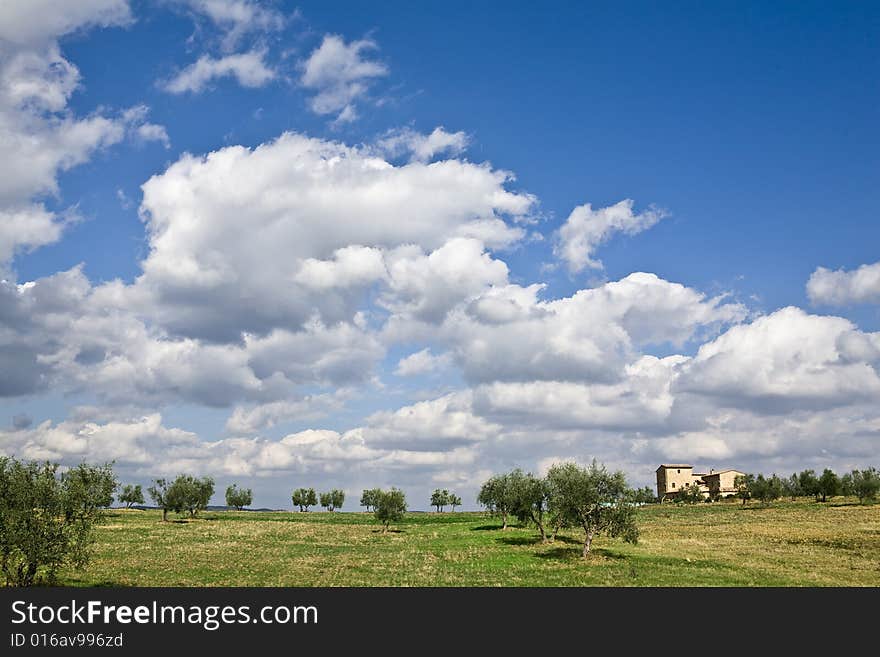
58, 499, 880, 586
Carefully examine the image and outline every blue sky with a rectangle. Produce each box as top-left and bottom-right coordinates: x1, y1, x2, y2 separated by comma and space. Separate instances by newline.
1, 1, 878, 509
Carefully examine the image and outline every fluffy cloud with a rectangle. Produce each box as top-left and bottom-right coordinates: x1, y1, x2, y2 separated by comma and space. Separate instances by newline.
0, 267, 383, 409
179, 0, 285, 50
676, 307, 880, 412
471, 355, 688, 432
0, 0, 131, 46
377, 127, 469, 162
225, 392, 349, 435
135, 132, 534, 340
807, 261, 880, 306
359, 392, 500, 451
395, 348, 452, 376
0, 414, 198, 465
555, 199, 665, 273
162, 51, 275, 93
299, 35, 388, 122
436, 272, 745, 385
382, 238, 513, 324
0, 1, 135, 269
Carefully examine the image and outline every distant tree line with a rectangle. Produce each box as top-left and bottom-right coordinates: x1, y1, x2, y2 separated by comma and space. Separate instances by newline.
732, 467, 879, 506
477, 461, 641, 557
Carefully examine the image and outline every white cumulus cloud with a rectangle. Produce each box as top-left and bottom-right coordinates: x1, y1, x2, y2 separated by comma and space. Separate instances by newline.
299, 35, 388, 122
163, 50, 275, 93
555, 199, 665, 273
807, 261, 880, 306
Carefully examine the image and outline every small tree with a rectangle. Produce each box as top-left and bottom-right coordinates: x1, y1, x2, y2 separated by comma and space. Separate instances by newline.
546, 460, 639, 557
507, 470, 551, 541
360, 488, 381, 512
678, 482, 704, 504
61, 462, 117, 513
631, 486, 657, 505
798, 469, 821, 502
319, 491, 332, 510
749, 474, 783, 505
165, 475, 214, 518
782, 474, 803, 501
225, 484, 252, 510
148, 478, 172, 522
292, 487, 317, 512
448, 493, 462, 511
850, 468, 880, 504
374, 488, 407, 533
330, 489, 345, 511
0, 457, 110, 586
734, 474, 754, 506
119, 484, 145, 509
477, 473, 514, 529
817, 469, 840, 503
430, 489, 450, 512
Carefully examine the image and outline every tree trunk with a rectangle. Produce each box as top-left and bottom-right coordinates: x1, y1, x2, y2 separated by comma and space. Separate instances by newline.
382, 523, 388, 534
162, 508, 167, 522
502, 513, 508, 530
582, 532, 593, 558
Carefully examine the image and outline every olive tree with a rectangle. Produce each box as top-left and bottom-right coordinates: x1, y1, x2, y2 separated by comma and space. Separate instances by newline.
545, 461, 639, 557
150, 475, 214, 519
797, 470, 821, 501
319, 489, 345, 511
225, 484, 252, 510
448, 493, 462, 512
119, 484, 145, 508
292, 487, 317, 512
374, 488, 407, 534
749, 474, 783, 505
167, 475, 215, 518
630, 487, 656, 505
849, 468, 880, 503
0, 457, 112, 586
817, 469, 840, 503
61, 462, 117, 512
677, 482, 704, 504
360, 488, 381, 511
508, 470, 551, 542
477, 473, 515, 529
734, 474, 754, 505
147, 478, 172, 521
782, 474, 803, 501
430, 489, 450, 512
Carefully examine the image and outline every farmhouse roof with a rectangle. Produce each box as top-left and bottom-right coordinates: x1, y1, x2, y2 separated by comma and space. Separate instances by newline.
656, 464, 692, 471
703, 469, 745, 476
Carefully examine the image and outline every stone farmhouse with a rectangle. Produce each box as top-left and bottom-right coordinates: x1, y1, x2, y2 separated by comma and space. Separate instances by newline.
655, 464, 746, 501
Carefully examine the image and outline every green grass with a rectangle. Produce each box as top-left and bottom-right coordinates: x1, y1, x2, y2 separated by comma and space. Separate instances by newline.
58, 499, 880, 586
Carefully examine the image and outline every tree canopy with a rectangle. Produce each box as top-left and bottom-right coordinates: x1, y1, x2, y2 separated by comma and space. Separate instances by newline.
225, 484, 253, 511
374, 488, 407, 533
0, 457, 112, 586
292, 487, 318, 512
118, 484, 145, 509
545, 460, 639, 557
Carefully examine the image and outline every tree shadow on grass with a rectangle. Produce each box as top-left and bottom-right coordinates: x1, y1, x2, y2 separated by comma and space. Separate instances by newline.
470, 524, 504, 531
370, 529, 405, 534
497, 535, 542, 546
535, 546, 581, 560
